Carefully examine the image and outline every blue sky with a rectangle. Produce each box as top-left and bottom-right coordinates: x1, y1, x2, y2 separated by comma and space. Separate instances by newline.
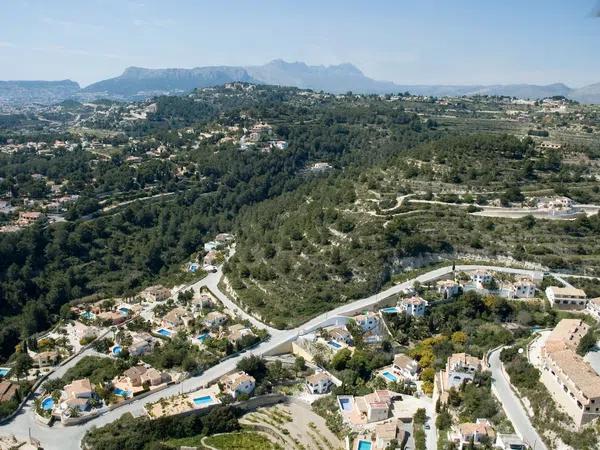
1, 0, 599, 87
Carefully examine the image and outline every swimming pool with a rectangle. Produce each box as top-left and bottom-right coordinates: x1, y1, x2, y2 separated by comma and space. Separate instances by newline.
196, 333, 209, 342
41, 397, 55, 411
338, 397, 353, 411
80, 311, 95, 320
0, 368, 9, 377
381, 307, 399, 314
113, 387, 131, 397
157, 328, 172, 337
193, 395, 214, 406
357, 440, 372, 450
327, 340, 342, 349
382, 371, 398, 382
112, 345, 122, 355
118, 307, 130, 315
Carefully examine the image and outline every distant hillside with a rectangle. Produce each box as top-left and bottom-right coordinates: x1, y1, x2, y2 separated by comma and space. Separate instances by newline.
0, 80, 80, 105
1, 60, 600, 104
81, 66, 257, 99
245, 59, 398, 94
569, 83, 600, 104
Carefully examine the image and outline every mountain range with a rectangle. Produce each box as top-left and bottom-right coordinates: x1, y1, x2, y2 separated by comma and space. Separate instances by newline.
1, 60, 599, 105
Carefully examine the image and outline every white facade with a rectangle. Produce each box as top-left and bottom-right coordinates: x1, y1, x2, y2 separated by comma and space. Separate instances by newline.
398, 296, 428, 317
546, 286, 587, 310
353, 312, 379, 332
470, 270, 493, 286
306, 372, 333, 394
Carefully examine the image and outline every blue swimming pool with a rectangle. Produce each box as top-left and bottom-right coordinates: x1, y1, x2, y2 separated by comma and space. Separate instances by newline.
157, 328, 172, 337
382, 371, 398, 382
118, 307, 130, 315
112, 345, 122, 355
381, 307, 398, 314
357, 440, 372, 450
0, 368, 9, 377
193, 395, 214, 406
80, 311, 95, 320
41, 397, 54, 411
113, 387, 131, 397
338, 397, 352, 411
327, 340, 342, 349
197, 333, 209, 342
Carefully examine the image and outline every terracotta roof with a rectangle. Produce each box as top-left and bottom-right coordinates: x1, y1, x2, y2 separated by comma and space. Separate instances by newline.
544, 319, 589, 353
64, 378, 92, 397
458, 420, 495, 439
400, 296, 427, 306
306, 372, 331, 384
547, 350, 600, 398
448, 353, 481, 369
393, 354, 416, 370
547, 286, 587, 298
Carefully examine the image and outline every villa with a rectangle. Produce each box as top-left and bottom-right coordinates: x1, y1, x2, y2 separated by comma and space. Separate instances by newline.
392, 354, 419, 381
470, 270, 493, 287
545, 286, 587, 310
540, 319, 600, 428
203, 311, 228, 328
129, 333, 155, 356
506, 278, 537, 299
32, 350, 59, 368
328, 326, 353, 345
437, 279, 460, 299
191, 294, 213, 312
449, 419, 495, 449
203, 250, 219, 266
161, 307, 190, 329
227, 324, 255, 343
375, 420, 407, 450
113, 365, 170, 397
398, 296, 428, 317
97, 310, 127, 325
60, 378, 94, 412
140, 285, 171, 303
306, 372, 333, 394
338, 390, 396, 425
220, 371, 256, 398
353, 311, 380, 332
215, 233, 234, 242
436, 353, 482, 403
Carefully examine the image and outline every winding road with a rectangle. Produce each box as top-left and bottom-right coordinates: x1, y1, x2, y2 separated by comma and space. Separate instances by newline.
0, 262, 560, 450
489, 348, 547, 450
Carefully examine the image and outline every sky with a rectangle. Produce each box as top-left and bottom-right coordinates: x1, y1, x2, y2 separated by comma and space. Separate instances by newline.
1, 0, 599, 87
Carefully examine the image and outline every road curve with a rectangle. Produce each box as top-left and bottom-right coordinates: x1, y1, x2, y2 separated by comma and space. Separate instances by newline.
489, 348, 547, 450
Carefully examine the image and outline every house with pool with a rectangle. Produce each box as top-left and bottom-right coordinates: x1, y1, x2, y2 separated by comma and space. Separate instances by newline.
338, 390, 397, 426
354, 419, 408, 450
111, 364, 171, 399
219, 371, 256, 398
203, 311, 228, 328
379, 354, 419, 384
435, 353, 482, 404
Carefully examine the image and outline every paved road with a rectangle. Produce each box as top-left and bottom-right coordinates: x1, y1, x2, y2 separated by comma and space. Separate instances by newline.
489, 348, 547, 450
0, 263, 554, 450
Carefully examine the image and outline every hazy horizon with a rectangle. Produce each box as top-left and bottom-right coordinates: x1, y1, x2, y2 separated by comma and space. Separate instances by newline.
1, 0, 599, 87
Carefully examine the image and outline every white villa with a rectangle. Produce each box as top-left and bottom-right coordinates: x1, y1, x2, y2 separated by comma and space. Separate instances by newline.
306, 372, 333, 394
398, 296, 428, 317
220, 371, 255, 398
546, 286, 587, 310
